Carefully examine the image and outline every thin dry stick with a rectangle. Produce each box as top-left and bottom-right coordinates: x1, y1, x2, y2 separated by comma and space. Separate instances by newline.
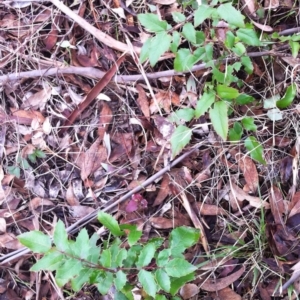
0, 50, 287, 84
0, 143, 203, 265
50, 0, 140, 54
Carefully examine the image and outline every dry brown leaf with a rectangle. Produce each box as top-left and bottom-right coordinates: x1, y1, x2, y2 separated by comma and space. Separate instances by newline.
200, 265, 245, 292
211, 287, 242, 300
76, 138, 107, 181
194, 202, 226, 216
70, 205, 95, 218
269, 185, 286, 225
136, 84, 150, 119
29, 197, 54, 211
22, 85, 52, 110
252, 20, 273, 32
289, 191, 300, 217
0, 232, 23, 250
153, 174, 170, 206
153, 0, 176, 4
180, 283, 199, 299
0, 218, 6, 234
98, 102, 113, 140
150, 90, 180, 113
230, 182, 269, 209
11, 109, 45, 125
150, 216, 191, 229
237, 155, 258, 193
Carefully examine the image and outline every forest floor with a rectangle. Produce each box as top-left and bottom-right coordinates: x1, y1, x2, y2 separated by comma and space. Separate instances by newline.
1, 0, 300, 299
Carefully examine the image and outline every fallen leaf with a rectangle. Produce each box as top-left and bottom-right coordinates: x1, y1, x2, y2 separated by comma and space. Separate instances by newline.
269, 185, 286, 225
252, 20, 273, 32
200, 265, 245, 292
180, 283, 199, 299
153, 174, 170, 206
211, 287, 242, 300
230, 182, 269, 209
136, 84, 150, 119
237, 154, 258, 193
22, 85, 52, 110
150, 216, 191, 229
289, 191, 300, 217
97, 102, 113, 140
75, 138, 107, 181
194, 202, 226, 216
150, 90, 180, 114
69, 205, 95, 218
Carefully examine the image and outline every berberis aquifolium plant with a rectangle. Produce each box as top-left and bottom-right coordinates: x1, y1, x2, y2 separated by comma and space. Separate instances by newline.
18, 211, 201, 299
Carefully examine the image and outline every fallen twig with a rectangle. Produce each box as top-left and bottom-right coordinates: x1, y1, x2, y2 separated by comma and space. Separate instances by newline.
0, 50, 288, 84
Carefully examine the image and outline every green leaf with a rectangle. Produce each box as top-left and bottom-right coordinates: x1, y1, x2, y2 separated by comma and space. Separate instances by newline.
155, 295, 168, 300
55, 259, 83, 287
236, 28, 261, 46
114, 248, 128, 267
165, 258, 197, 277
7, 166, 20, 178
100, 249, 112, 268
172, 12, 186, 23
115, 270, 127, 291
170, 125, 192, 158
123, 245, 142, 268
194, 5, 214, 27
241, 117, 257, 131
170, 273, 195, 296
71, 268, 93, 291
170, 226, 200, 256
174, 49, 200, 71
209, 101, 228, 141
236, 94, 255, 105
138, 14, 169, 32
98, 211, 123, 237
73, 228, 90, 259
195, 91, 216, 118
229, 122, 243, 142
28, 154, 37, 163
170, 108, 195, 124
157, 249, 170, 267
182, 23, 196, 44
97, 272, 114, 295
217, 3, 245, 28
21, 158, 30, 170
241, 56, 253, 74
148, 32, 172, 67
216, 85, 239, 99
35, 149, 46, 158
140, 39, 151, 64
232, 42, 246, 56
170, 31, 181, 53
195, 31, 205, 45
138, 270, 158, 298
290, 41, 300, 58
18, 231, 51, 254
30, 249, 64, 271
155, 269, 170, 292
136, 243, 156, 268
128, 230, 142, 247
53, 220, 69, 252
225, 31, 235, 49
244, 136, 266, 165
276, 83, 297, 109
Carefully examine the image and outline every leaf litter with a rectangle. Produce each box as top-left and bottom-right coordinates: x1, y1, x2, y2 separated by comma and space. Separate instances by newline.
0, 0, 300, 299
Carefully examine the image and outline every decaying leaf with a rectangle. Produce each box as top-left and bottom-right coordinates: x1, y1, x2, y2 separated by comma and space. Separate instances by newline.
200, 266, 245, 292
136, 84, 150, 119
237, 154, 258, 193
75, 138, 107, 181
210, 287, 242, 300
180, 283, 199, 299
269, 185, 286, 225
150, 90, 180, 114
229, 182, 269, 209
153, 174, 170, 206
